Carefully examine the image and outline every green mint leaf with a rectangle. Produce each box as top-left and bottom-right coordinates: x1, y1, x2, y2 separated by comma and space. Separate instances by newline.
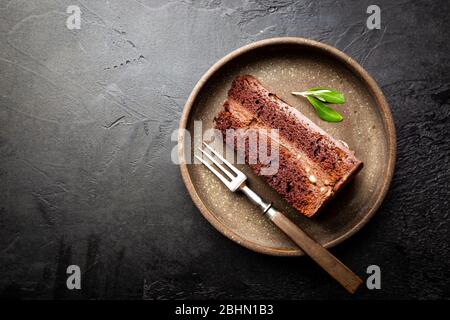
306, 88, 345, 104
293, 88, 345, 104
305, 96, 343, 122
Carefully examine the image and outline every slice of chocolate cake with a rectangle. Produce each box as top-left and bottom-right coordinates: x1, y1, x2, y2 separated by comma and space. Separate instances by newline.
214, 75, 363, 217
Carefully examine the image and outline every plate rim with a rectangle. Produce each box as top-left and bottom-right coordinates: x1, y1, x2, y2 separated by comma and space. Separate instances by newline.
178, 37, 397, 256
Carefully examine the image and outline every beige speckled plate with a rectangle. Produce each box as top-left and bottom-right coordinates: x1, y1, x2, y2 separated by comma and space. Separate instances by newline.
179, 37, 396, 256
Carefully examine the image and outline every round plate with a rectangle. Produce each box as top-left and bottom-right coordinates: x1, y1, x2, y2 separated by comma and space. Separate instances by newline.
179, 37, 396, 256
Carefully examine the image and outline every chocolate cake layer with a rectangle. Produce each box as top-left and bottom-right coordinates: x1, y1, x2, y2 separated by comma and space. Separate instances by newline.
214, 75, 363, 217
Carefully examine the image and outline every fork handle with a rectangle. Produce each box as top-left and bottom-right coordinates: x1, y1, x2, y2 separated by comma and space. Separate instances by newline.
266, 207, 363, 294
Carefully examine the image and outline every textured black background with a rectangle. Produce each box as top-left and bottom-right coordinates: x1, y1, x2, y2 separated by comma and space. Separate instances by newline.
0, 0, 449, 300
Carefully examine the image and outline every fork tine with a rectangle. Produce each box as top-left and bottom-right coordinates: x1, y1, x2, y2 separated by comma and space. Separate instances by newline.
194, 155, 230, 187
203, 142, 242, 175
198, 148, 235, 179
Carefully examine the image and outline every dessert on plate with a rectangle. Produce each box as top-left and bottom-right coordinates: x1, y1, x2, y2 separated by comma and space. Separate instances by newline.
214, 75, 363, 217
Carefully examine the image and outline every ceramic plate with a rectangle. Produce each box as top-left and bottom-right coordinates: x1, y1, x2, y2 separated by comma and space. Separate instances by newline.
179, 37, 396, 256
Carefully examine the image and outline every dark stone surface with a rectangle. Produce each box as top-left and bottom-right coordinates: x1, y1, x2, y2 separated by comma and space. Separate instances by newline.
0, 0, 449, 300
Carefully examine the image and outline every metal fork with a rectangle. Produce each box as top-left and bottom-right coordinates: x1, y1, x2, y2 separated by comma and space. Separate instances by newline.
195, 142, 362, 294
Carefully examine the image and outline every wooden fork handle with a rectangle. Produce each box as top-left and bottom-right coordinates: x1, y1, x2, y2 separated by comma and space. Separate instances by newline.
267, 208, 363, 294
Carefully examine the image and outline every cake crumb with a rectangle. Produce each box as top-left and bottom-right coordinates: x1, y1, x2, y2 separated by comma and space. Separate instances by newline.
339, 140, 349, 149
